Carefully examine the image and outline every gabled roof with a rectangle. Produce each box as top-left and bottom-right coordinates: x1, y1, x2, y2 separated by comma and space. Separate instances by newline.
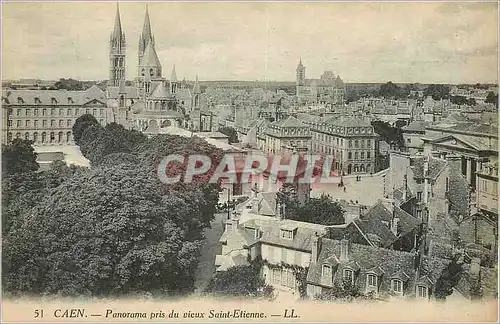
402, 121, 430, 133
150, 82, 170, 99
259, 219, 327, 252
2, 86, 106, 106
107, 86, 140, 99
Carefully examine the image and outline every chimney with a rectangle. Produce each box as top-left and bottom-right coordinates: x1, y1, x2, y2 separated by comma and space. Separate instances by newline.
391, 217, 400, 236
339, 238, 350, 262
251, 197, 260, 213
232, 217, 239, 231
423, 157, 429, 204
275, 200, 282, 220
402, 174, 408, 201
311, 232, 321, 263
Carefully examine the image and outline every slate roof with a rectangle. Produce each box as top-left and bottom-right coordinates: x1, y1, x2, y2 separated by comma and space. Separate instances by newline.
402, 121, 430, 133
455, 264, 498, 300
139, 40, 162, 68
259, 219, 327, 252
271, 116, 307, 128
150, 82, 170, 99
307, 238, 450, 294
2, 86, 106, 106
410, 157, 447, 180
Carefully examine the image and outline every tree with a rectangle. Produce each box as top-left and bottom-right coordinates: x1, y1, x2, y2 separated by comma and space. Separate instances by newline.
434, 255, 464, 300
423, 84, 451, 100
218, 126, 239, 144
72, 114, 99, 146
2, 164, 206, 297
286, 194, 345, 225
371, 120, 404, 149
318, 278, 374, 302
378, 81, 406, 99
276, 183, 299, 210
205, 262, 273, 299
1, 139, 39, 177
485, 91, 498, 107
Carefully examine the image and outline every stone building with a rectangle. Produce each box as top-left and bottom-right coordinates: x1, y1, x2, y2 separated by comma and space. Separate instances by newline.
299, 114, 378, 175
295, 59, 345, 106
2, 86, 107, 145
263, 116, 312, 155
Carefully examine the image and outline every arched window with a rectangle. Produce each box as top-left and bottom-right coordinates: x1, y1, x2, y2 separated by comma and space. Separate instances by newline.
360, 164, 365, 172
7, 132, 12, 142
16, 132, 21, 139
141, 69, 145, 76
150, 68, 154, 76
41, 132, 46, 143
25, 132, 29, 140
33, 132, 38, 143
66, 131, 71, 142
58, 132, 63, 143
119, 95, 125, 107
50, 132, 55, 143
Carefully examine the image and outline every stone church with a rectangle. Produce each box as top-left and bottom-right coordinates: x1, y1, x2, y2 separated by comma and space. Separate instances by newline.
106, 4, 201, 133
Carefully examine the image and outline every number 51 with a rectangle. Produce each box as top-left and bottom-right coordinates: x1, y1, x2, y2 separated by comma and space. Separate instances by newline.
34, 309, 44, 318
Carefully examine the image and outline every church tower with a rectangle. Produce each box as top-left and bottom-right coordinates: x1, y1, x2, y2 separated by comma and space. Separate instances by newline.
138, 5, 155, 68
296, 58, 305, 86
109, 4, 126, 87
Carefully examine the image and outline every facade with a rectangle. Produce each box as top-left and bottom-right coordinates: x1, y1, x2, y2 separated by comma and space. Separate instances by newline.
263, 116, 312, 155
295, 59, 345, 106
299, 114, 378, 175
2, 86, 107, 145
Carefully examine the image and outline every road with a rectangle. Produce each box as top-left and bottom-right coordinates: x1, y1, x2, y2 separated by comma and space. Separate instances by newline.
193, 212, 227, 293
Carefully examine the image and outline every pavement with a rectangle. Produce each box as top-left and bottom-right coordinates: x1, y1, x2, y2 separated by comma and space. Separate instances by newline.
310, 172, 386, 207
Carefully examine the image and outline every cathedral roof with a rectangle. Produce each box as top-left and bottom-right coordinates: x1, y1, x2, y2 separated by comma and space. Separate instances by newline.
110, 3, 125, 44
150, 82, 170, 99
139, 40, 162, 69
107, 86, 140, 99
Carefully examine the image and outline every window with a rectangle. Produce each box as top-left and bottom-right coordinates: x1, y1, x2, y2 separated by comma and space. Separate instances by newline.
355, 140, 359, 148
417, 192, 422, 202
59, 120, 63, 127
225, 223, 232, 231
367, 152, 371, 159
281, 229, 293, 240
348, 152, 352, 160
322, 265, 332, 278
361, 152, 365, 159
86, 108, 90, 114
75, 108, 79, 115
25, 120, 29, 127
482, 180, 488, 192
361, 139, 365, 148
67, 108, 72, 116
34, 120, 38, 128
343, 269, 354, 284
33, 132, 38, 142
26, 109, 31, 116
34, 109, 39, 116
355, 152, 359, 160
367, 140, 371, 148
43, 120, 47, 127
348, 140, 352, 148
93, 109, 97, 116
59, 108, 63, 116
42, 109, 47, 116
25, 132, 29, 140
8, 120, 12, 127
67, 120, 71, 127
272, 268, 281, 284
51, 108, 55, 115
16, 120, 21, 127
445, 177, 449, 193
416, 285, 428, 299
50, 132, 55, 143
51, 120, 55, 127
407, 138, 412, 143
367, 274, 377, 287
100, 109, 104, 116
391, 279, 403, 293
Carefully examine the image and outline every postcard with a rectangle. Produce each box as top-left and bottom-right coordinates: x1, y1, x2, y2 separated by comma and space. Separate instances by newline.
1, 1, 498, 323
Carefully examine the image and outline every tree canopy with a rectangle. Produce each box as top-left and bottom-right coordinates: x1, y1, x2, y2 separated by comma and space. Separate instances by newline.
218, 126, 239, 144
423, 84, 451, 101
485, 91, 498, 108
434, 254, 464, 300
2, 139, 39, 177
72, 114, 100, 146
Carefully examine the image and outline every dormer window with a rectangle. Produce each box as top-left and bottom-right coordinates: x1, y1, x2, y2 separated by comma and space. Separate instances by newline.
51, 97, 58, 104
280, 229, 293, 240
391, 279, 403, 294
416, 285, 428, 299
225, 223, 233, 231
343, 269, 354, 284
67, 97, 73, 104
17, 97, 24, 104
322, 264, 332, 278
367, 274, 377, 288
35, 97, 41, 104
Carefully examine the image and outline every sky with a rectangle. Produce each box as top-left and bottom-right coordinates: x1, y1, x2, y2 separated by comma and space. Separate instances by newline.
2, 1, 498, 83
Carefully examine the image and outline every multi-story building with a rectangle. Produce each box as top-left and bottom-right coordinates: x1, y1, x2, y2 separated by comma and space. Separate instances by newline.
2, 86, 107, 145
295, 59, 345, 106
299, 114, 378, 175
263, 116, 312, 154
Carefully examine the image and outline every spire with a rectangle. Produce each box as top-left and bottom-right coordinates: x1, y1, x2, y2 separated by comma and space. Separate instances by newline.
193, 75, 200, 93
110, 3, 125, 44
171, 65, 177, 82
141, 4, 154, 48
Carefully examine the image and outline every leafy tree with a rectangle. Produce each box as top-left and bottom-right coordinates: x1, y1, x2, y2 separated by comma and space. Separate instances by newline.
1, 138, 39, 177
377, 81, 407, 99
205, 262, 273, 299
434, 255, 464, 300
286, 194, 345, 225
450, 95, 468, 106
318, 278, 374, 302
218, 126, 239, 144
72, 114, 99, 146
3, 164, 205, 297
423, 84, 451, 100
485, 91, 498, 107
276, 183, 299, 210
371, 120, 404, 149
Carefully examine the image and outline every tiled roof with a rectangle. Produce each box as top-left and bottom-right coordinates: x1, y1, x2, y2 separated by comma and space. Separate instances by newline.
271, 116, 307, 128
259, 219, 327, 252
402, 121, 430, 133
2, 85, 106, 106
307, 238, 450, 294
410, 157, 447, 180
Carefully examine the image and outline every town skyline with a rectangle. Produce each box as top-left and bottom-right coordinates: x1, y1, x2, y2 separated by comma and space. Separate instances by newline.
2, 2, 498, 84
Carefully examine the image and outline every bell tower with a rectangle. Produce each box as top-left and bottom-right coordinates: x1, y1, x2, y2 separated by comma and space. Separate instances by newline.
109, 3, 126, 87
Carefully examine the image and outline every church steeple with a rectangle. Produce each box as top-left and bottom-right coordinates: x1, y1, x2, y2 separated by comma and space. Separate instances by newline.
109, 3, 126, 87
138, 4, 155, 66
